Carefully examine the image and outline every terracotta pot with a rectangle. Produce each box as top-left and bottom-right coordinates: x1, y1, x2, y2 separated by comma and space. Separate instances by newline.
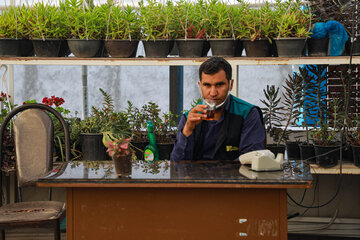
112, 154, 132, 177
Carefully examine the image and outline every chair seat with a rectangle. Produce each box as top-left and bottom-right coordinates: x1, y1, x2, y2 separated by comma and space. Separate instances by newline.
0, 201, 65, 224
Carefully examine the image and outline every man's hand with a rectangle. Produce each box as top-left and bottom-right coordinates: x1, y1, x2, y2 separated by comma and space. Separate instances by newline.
182, 104, 207, 137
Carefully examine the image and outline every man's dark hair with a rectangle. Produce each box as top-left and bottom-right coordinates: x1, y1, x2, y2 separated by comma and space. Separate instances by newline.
199, 57, 232, 81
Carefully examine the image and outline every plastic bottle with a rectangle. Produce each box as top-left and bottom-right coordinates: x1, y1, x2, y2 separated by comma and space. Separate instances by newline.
144, 121, 159, 161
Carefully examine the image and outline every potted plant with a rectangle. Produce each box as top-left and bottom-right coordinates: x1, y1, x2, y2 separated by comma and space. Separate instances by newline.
0, 91, 16, 173
279, 72, 303, 160
242, 2, 276, 57
204, 0, 237, 57
104, 3, 141, 58
172, 0, 206, 57
139, 0, 174, 58
75, 88, 131, 161
297, 66, 316, 162
260, 85, 286, 155
103, 132, 134, 177
0, 5, 34, 57
348, 117, 360, 167
64, 0, 107, 58
27, 2, 68, 57
273, 0, 311, 57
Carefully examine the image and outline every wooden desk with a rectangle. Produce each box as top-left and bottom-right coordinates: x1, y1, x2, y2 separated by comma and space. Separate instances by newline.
37, 160, 312, 240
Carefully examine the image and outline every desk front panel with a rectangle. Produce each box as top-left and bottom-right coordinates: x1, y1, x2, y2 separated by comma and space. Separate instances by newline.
67, 187, 287, 240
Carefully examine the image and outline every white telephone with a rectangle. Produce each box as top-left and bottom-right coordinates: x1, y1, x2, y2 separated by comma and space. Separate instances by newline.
238, 150, 284, 171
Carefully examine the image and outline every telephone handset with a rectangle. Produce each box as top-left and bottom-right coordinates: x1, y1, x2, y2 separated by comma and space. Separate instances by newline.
238, 150, 283, 171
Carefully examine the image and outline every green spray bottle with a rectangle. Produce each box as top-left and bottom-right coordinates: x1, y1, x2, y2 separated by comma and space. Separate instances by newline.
144, 121, 159, 162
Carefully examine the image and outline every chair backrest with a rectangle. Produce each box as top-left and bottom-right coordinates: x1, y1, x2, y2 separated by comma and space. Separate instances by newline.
0, 103, 70, 205
14, 109, 54, 187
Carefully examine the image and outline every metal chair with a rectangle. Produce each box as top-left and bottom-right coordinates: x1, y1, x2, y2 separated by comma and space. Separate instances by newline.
0, 103, 70, 240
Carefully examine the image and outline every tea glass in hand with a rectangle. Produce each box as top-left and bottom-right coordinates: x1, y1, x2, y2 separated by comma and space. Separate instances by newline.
204, 99, 216, 120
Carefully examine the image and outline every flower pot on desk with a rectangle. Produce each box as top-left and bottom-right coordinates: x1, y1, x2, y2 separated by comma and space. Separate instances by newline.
112, 155, 132, 177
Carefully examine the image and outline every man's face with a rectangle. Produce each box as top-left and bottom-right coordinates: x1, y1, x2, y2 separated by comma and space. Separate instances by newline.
199, 69, 233, 106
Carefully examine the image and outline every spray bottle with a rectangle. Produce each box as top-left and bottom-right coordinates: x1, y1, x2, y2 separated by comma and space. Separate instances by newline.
144, 121, 159, 162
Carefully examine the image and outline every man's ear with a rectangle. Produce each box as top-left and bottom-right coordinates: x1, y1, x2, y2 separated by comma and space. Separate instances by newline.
230, 79, 234, 91
198, 81, 201, 87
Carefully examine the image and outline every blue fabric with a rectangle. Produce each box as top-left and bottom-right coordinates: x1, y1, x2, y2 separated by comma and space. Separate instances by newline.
310, 20, 349, 56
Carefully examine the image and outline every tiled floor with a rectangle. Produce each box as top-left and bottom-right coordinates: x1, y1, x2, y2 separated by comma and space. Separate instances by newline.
2, 229, 66, 240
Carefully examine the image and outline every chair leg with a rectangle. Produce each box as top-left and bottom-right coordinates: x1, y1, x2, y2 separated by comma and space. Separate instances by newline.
54, 222, 60, 240
1, 229, 5, 240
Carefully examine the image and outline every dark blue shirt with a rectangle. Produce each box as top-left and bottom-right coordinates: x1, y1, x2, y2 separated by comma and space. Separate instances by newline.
170, 96, 265, 161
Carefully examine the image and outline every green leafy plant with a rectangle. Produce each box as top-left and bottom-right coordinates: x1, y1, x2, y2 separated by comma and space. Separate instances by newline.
277, 72, 303, 146
126, 100, 177, 143
242, 1, 276, 41
63, 0, 107, 40
204, 0, 234, 39
274, 0, 311, 38
103, 133, 133, 158
139, 0, 174, 40
0, 6, 20, 38
28, 2, 69, 39
105, 3, 141, 40
172, 0, 206, 39
261, 85, 284, 145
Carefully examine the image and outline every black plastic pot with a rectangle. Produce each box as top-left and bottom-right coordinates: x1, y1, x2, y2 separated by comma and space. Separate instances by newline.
209, 38, 236, 57
201, 40, 210, 57
266, 144, 286, 156
32, 39, 61, 57
0, 38, 20, 57
58, 40, 71, 57
286, 142, 300, 160
175, 39, 205, 57
274, 38, 307, 57
314, 144, 341, 168
350, 38, 360, 56
299, 144, 316, 163
80, 133, 108, 161
19, 39, 35, 57
158, 143, 174, 160
142, 39, 173, 58
234, 39, 244, 57
351, 145, 360, 167
307, 38, 329, 56
243, 39, 271, 57
104, 39, 139, 58
67, 39, 101, 58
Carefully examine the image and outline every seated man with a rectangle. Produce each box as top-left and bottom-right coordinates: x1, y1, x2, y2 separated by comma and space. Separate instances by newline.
170, 57, 265, 161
